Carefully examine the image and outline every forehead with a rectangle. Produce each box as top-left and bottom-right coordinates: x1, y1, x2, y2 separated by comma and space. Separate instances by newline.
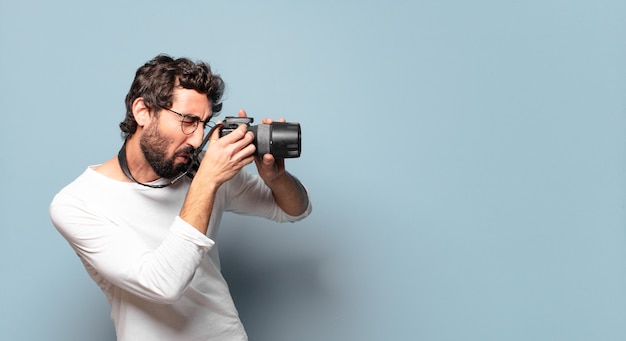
171, 87, 212, 118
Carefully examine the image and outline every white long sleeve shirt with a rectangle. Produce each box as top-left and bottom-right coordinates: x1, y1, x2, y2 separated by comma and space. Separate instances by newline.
50, 166, 311, 341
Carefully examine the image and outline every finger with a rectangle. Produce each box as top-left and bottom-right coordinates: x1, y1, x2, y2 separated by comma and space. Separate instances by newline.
218, 123, 248, 144
261, 117, 286, 124
239, 155, 256, 168
234, 143, 256, 161
209, 125, 221, 142
262, 153, 275, 167
238, 109, 247, 118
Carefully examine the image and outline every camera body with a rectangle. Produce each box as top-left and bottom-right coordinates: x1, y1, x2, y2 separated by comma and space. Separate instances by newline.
219, 116, 301, 158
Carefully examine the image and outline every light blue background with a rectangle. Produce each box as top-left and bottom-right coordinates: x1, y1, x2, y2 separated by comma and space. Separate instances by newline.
1, 0, 625, 340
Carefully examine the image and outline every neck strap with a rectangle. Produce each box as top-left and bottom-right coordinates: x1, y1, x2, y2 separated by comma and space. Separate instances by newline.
117, 124, 219, 188
117, 140, 184, 188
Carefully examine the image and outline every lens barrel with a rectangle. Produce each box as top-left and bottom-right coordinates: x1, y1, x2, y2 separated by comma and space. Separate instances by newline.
219, 117, 301, 158
250, 122, 301, 158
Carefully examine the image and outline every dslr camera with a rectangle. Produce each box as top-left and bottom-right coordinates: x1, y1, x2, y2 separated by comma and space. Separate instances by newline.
219, 116, 301, 158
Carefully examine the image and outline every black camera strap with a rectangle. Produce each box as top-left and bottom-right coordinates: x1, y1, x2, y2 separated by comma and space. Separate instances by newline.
117, 124, 221, 188
117, 140, 181, 188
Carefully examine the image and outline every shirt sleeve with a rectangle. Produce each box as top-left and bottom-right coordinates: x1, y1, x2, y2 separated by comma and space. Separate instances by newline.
50, 194, 214, 304
221, 170, 312, 222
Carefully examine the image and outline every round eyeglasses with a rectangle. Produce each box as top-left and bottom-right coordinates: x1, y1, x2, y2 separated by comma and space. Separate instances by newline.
161, 107, 209, 135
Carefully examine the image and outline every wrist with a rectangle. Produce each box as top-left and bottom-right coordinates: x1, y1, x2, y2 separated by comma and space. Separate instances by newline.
263, 170, 290, 189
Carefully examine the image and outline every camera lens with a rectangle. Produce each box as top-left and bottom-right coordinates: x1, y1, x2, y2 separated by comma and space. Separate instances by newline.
251, 122, 301, 158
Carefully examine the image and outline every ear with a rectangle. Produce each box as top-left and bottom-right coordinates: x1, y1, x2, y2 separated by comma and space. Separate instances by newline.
132, 98, 153, 127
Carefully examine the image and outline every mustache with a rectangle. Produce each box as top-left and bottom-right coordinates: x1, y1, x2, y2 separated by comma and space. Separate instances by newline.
175, 145, 196, 156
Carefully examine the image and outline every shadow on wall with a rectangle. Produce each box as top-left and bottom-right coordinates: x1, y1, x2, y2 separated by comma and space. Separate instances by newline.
218, 215, 338, 341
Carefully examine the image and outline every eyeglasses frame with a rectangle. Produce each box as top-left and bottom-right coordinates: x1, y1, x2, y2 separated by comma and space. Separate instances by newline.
160, 107, 209, 135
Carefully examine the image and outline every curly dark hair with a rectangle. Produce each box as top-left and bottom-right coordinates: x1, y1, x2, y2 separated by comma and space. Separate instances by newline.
119, 54, 225, 138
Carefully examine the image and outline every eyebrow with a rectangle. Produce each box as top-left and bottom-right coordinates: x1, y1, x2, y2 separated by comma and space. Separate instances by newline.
178, 111, 205, 122
166, 107, 211, 122
185, 114, 203, 121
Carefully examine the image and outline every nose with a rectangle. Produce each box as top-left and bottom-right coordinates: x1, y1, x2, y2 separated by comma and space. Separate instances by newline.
187, 125, 206, 148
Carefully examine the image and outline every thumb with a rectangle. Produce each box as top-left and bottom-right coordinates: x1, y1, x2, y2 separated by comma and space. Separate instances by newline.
262, 153, 275, 167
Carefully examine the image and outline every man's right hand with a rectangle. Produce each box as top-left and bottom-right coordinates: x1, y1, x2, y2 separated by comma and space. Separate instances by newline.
179, 123, 255, 235
196, 123, 256, 188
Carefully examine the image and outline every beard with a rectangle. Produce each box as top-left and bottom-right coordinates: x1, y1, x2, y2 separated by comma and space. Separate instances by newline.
140, 123, 195, 179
